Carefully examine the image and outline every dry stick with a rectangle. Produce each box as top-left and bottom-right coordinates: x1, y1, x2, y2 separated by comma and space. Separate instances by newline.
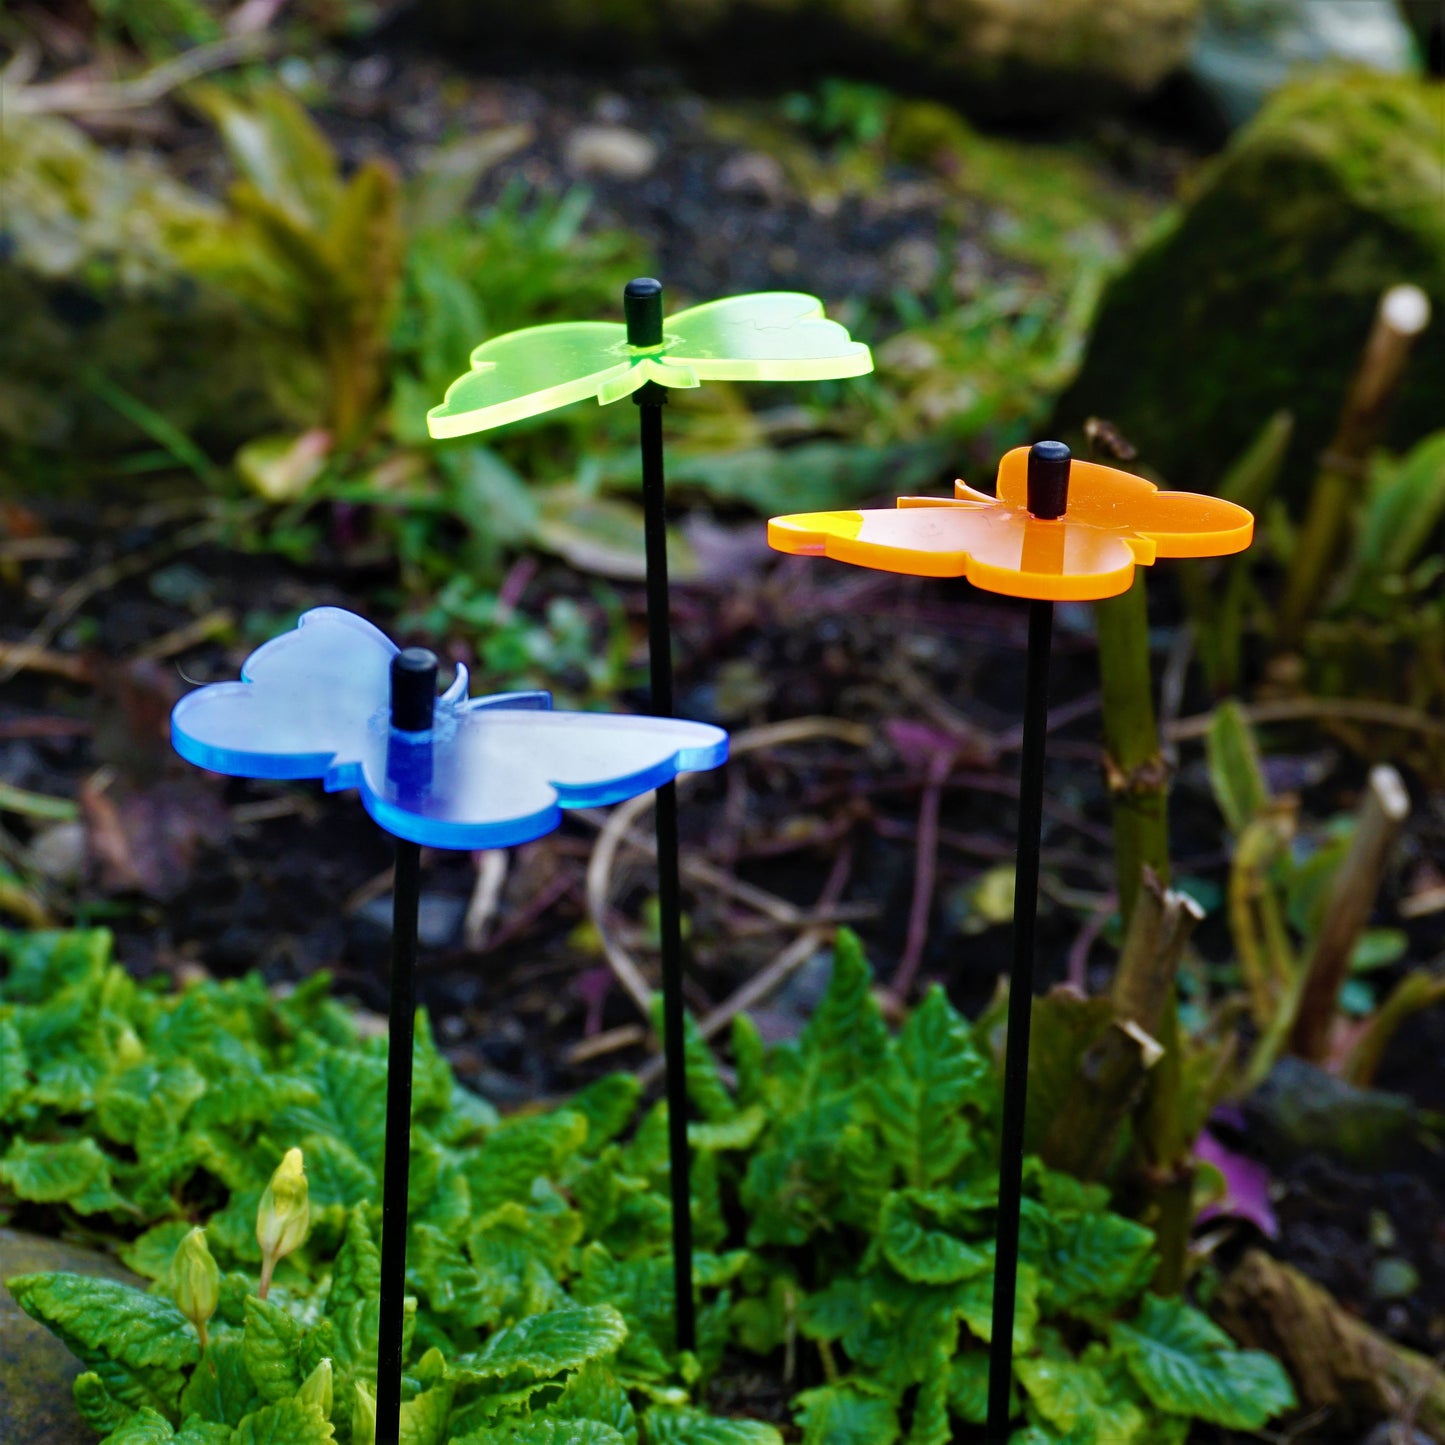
1289, 764, 1410, 1062
463, 848, 509, 951
1278, 284, 1432, 647
1166, 695, 1445, 744
890, 748, 952, 1003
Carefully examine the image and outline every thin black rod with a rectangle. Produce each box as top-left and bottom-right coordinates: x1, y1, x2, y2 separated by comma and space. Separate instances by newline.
376, 648, 435, 1445
637, 381, 697, 1354
987, 596, 1054, 1443
376, 835, 420, 1445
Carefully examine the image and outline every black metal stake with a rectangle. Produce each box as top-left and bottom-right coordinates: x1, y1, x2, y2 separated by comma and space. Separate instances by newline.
626, 276, 697, 1354
987, 441, 1070, 1443
376, 647, 437, 1445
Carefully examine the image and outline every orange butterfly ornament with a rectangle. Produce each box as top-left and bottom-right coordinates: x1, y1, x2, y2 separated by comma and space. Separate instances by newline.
768, 444, 1254, 600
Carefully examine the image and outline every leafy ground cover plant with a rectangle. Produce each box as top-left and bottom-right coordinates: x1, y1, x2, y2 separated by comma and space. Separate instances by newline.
1, 927, 1294, 1442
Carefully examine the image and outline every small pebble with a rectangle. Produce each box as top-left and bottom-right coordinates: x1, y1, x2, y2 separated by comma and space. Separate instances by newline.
563, 125, 658, 180
1369, 1256, 1420, 1302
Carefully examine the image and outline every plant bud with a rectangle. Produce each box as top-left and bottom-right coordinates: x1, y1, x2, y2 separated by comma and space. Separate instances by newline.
353, 1380, 377, 1445
172, 1228, 219, 1347
257, 1147, 310, 1262
297, 1357, 333, 1417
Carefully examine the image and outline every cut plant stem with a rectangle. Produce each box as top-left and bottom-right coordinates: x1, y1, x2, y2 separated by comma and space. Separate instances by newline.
376, 649, 437, 1445
987, 594, 1054, 1443
627, 276, 697, 1355
1278, 284, 1431, 647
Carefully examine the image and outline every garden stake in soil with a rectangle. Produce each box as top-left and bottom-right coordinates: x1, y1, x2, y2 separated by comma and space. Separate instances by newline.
376, 646, 436, 1445
427, 280, 870, 1350
768, 439, 1255, 1440
168, 606, 727, 1422
625, 276, 697, 1351
987, 444, 1066, 1442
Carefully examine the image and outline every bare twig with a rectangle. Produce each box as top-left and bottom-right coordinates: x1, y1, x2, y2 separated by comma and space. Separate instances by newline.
5, 32, 273, 115
1290, 765, 1410, 1062
1167, 696, 1445, 744
463, 849, 509, 951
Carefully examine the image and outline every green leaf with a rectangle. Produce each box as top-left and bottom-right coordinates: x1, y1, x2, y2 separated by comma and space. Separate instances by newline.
0, 1018, 28, 1114
0, 1137, 126, 1212
456, 1424, 627, 1445
905, 1354, 951, 1445
1205, 702, 1270, 835
1110, 1294, 1296, 1429
174, 1422, 236, 1445
400, 1380, 454, 1445
101, 1408, 175, 1443
8, 1272, 199, 1415
878, 1191, 990, 1284
180, 1335, 262, 1426
551, 1362, 639, 1444
74, 1370, 131, 1435
1016, 1345, 1144, 1443
644, 1407, 784, 1444
243, 1295, 303, 1403
569, 1074, 642, 1151
795, 1384, 900, 1444
232, 1397, 336, 1444
328, 1207, 382, 1315
798, 929, 889, 1103
457, 1305, 627, 1381
946, 1353, 994, 1424
1031, 1209, 1156, 1314
869, 987, 987, 1188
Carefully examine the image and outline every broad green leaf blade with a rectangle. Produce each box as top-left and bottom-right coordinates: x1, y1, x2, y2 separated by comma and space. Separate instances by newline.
878, 1192, 990, 1284
665, 293, 872, 382
427, 323, 629, 438
795, 1384, 900, 1445
1110, 1294, 1296, 1429
101, 1408, 175, 1443
243, 1296, 303, 1403
458, 1304, 627, 1380
8, 1273, 199, 1415
644, 1406, 784, 1444
232, 1397, 336, 1444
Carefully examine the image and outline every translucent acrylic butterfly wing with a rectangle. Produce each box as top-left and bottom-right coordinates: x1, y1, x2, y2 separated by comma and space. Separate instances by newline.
427, 321, 631, 439
768, 500, 1144, 600
664, 292, 874, 383
357, 706, 728, 848
172, 608, 728, 848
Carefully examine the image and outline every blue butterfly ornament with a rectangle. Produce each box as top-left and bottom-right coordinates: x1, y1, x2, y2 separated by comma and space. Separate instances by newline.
171, 607, 729, 848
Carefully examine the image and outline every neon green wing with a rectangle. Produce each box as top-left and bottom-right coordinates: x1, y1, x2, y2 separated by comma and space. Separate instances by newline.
660, 292, 873, 383
427, 321, 633, 438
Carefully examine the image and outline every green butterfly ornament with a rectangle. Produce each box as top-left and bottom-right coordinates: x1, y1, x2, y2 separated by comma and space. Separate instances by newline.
426, 291, 873, 438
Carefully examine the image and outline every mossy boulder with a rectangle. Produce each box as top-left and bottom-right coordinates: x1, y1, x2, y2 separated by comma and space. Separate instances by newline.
0, 115, 289, 472
1055, 74, 1445, 495
0, 1229, 144, 1445
425, 0, 1202, 118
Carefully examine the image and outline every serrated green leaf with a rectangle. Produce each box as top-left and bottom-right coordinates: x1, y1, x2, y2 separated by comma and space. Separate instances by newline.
551, 1361, 639, 1444
74, 1369, 131, 1434
947, 1352, 994, 1424
1016, 1346, 1144, 1443
798, 929, 889, 1103
400, 1380, 454, 1445
1110, 1294, 1296, 1429
878, 1191, 990, 1284
568, 1074, 641, 1152
9, 1271, 199, 1415
102, 1407, 175, 1443
1031, 1209, 1156, 1314
328, 1207, 382, 1315
795, 1383, 900, 1444
869, 987, 987, 1188
0, 1018, 28, 1114
644, 1406, 784, 1444
457, 1304, 627, 1381
243, 1295, 304, 1402
232, 1396, 336, 1443
174, 1421, 235, 1444
0, 1137, 126, 1212
455, 1423, 627, 1445
906, 1353, 951, 1445
180, 1335, 262, 1426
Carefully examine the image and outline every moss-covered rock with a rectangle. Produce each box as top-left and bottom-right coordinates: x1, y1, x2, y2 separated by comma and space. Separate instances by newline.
0, 115, 288, 469
0, 1229, 143, 1445
1055, 74, 1445, 495
425, 0, 1201, 118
